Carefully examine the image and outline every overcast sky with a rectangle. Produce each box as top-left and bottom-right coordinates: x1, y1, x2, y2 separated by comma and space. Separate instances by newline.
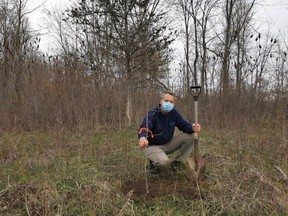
256, 0, 288, 31
25, 0, 288, 53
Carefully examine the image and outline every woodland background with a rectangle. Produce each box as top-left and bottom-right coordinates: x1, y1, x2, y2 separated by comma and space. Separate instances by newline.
0, 0, 287, 215
0, 0, 287, 132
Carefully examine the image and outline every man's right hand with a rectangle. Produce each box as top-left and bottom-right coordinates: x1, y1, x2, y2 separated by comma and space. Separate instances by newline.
138, 137, 149, 149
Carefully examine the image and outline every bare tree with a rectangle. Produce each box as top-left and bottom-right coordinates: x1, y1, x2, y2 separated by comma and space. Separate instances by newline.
0, 0, 33, 105
221, 0, 256, 97
196, 0, 219, 94
171, 0, 193, 94
66, 0, 174, 126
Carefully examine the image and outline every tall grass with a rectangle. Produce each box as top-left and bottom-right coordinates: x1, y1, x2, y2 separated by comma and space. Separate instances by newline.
0, 126, 287, 215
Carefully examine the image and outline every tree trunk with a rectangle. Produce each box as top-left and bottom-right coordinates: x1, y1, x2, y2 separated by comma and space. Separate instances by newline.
221, 0, 235, 97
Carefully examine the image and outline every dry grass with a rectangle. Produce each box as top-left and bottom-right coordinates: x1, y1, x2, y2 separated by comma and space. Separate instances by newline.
199, 127, 288, 215
0, 126, 287, 215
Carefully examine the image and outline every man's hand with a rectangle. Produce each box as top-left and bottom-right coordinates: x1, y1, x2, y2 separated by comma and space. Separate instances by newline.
192, 123, 201, 133
139, 137, 149, 149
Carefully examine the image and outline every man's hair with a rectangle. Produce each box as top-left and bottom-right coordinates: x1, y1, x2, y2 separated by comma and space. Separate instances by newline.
162, 90, 175, 99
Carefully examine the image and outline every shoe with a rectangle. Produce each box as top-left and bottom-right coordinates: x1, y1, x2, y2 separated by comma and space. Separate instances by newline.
146, 160, 160, 175
170, 160, 186, 172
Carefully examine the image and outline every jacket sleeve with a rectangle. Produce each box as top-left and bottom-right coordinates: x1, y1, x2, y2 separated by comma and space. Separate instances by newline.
175, 110, 193, 134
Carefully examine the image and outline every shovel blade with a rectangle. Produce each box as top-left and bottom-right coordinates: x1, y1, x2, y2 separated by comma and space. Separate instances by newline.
185, 157, 206, 181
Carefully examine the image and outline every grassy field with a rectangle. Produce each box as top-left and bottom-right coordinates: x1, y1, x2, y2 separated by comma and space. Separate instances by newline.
0, 127, 287, 215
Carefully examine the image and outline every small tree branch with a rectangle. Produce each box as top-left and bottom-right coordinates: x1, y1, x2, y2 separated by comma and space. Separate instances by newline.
274, 166, 288, 184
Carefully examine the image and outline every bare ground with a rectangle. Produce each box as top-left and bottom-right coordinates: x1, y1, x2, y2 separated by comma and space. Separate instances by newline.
121, 171, 210, 201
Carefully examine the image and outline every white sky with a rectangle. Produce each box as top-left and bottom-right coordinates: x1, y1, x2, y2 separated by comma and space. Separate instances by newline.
255, 0, 288, 32
26, 0, 73, 28
25, 0, 288, 53
26, 0, 75, 53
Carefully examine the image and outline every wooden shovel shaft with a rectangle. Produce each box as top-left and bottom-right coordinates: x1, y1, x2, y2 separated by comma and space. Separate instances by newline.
193, 100, 199, 160
194, 100, 198, 123
193, 139, 199, 169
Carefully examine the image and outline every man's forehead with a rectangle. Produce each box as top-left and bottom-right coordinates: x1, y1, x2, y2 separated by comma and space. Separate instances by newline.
163, 93, 175, 101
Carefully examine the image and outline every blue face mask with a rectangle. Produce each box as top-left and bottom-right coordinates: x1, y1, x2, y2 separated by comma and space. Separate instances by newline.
162, 101, 174, 113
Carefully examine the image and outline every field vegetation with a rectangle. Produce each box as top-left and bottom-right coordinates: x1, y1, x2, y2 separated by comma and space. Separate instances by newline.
0, 0, 287, 215
0, 121, 287, 215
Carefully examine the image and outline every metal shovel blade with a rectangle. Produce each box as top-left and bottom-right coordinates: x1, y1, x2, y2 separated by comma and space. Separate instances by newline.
186, 156, 206, 181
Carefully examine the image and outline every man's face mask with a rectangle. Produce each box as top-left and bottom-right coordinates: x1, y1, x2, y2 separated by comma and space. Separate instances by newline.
162, 101, 174, 113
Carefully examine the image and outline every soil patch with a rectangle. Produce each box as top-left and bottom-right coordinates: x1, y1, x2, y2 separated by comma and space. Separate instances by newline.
122, 172, 207, 201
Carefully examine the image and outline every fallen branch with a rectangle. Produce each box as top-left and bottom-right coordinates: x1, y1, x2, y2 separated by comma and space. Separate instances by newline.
118, 189, 134, 216
248, 168, 281, 193
274, 166, 288, 185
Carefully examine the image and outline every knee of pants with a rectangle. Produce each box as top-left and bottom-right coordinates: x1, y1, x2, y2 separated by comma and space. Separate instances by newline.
182, 133, 194, 145
184, 132, 194, 140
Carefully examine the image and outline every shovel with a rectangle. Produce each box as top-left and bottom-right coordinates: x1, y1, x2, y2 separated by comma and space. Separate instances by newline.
186, 85, 206, 181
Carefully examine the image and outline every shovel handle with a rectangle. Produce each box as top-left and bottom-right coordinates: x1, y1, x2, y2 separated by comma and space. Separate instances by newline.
190, 85, 201, 124
190, 85, 201, 102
